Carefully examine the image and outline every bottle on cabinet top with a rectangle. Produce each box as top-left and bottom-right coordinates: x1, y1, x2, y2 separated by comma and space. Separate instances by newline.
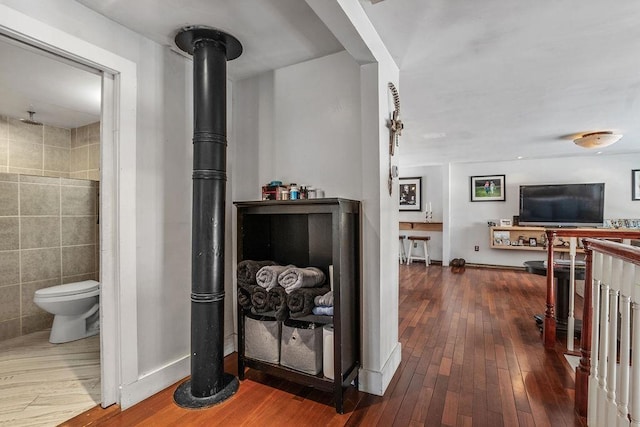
289, 184, 299, 200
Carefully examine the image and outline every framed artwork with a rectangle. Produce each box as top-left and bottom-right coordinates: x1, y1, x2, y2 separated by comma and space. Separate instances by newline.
399, 177, 422, 211
470, 175, 506, 202
633, 169, 640, 201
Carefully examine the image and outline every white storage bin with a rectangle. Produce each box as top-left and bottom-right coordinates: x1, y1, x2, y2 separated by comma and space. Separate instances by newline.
323, 324, 334, 379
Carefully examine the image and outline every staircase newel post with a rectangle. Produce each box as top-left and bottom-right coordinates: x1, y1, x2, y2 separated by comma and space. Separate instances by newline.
575, 243, 593, 417
544, 230, 557, 348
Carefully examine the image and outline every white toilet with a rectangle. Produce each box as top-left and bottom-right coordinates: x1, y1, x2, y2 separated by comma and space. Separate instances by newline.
33, 280, 100, 343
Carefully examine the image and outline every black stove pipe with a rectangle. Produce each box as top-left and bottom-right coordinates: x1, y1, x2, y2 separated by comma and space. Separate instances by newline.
173, 26, 242, 409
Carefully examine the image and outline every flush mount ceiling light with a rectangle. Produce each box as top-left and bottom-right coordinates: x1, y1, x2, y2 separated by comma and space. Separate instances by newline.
574, 131, 622, 149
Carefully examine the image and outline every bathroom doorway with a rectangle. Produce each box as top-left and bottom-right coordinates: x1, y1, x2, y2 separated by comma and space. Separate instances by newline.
0, 5, 139, 421
0, 35, 103, 424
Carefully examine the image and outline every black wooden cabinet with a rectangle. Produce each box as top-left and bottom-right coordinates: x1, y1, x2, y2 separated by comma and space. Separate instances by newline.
234, 198, 361, 413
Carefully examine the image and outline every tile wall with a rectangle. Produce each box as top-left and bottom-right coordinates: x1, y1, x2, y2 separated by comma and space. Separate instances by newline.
0, 173, 99, 342
70, 122, 100, 180
0, 115, 100, 180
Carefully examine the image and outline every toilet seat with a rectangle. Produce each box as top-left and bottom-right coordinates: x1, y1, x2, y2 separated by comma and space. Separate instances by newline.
35, 280, 99, 299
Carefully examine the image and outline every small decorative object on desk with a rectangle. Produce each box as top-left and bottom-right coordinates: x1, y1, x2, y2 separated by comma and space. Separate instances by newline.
529, 237, 537, 247
425, 201, 433, 222
499, 219, 512, 227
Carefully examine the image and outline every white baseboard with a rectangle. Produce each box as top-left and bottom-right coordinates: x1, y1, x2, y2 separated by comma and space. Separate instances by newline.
120, 354, 189, 409
227, 333, 237, 354
358, 342, 401, 396
120, 334, 237, 409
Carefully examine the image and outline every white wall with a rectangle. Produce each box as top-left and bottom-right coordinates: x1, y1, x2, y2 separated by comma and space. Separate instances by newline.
233, 43, 401, 395
233, 74, 266, 200
448, 153, 640, 267
275, 51, 362, 197
5, 0, 402, 408
398, 165, 444, 261
0, 0, 197, 407
234, 51, 362, 198
303, 0, 403, 395
364, 63, 401, 395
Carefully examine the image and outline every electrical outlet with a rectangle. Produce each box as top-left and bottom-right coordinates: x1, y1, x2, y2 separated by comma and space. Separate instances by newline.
414, 242, 418, 248
474, 245, 479, 251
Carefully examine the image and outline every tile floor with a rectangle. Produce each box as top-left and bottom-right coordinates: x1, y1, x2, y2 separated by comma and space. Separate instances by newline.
0, 330, 100, 426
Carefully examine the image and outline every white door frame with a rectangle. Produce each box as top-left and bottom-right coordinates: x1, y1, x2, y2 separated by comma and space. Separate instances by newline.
0, 5, 138, 407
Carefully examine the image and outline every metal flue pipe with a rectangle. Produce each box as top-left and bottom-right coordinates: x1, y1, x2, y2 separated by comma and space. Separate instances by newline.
173, 26, 242, 409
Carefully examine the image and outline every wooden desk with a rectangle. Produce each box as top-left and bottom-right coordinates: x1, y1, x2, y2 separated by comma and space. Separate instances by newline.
399, 222, 443, 232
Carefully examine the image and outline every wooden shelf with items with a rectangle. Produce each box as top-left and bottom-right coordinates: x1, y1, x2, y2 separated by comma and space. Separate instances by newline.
490, 226, 583, 252
491, 226, 546, 251
234, 198, 360, 414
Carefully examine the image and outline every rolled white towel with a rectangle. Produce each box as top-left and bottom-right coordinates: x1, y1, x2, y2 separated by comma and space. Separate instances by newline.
312, 306, 333, 316
314, 291, 333, 307
256, 264, 293, 291
279, 267, 326, 294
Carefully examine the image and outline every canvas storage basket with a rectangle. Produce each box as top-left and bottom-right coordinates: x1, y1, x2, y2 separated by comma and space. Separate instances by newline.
280, 318, 323, 375
244, 312, 280, 364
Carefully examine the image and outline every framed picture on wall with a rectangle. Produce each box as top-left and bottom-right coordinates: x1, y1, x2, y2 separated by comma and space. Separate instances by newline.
633, 169, 640, 201
399, 177, 422, 211
470, 174, 506, 202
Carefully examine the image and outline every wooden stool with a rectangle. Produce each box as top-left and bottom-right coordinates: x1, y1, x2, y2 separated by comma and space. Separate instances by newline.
399, 235, 407, 264
406, 236, 430, 266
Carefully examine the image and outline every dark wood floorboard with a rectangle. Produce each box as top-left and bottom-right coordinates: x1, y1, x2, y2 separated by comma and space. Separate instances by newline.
62, 265, 586, 426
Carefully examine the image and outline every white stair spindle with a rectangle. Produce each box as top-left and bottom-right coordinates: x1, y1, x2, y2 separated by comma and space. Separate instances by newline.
588, 252, 603, 426
606, 286, 619, 427
630, 266, 640, 427
607, 258, 624, 426
596, 255, 612, 427
616, 262, 634, 427
616, 263, 632, 426
567, 237, 577, 351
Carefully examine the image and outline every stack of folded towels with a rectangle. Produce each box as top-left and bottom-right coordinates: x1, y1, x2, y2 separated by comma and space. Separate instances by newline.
236, 260, 331, 320
312, 291, 333, 316
236, 260, 276, 311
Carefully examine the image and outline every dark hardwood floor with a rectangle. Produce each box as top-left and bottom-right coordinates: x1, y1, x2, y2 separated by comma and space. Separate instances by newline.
63, 265, 584, 426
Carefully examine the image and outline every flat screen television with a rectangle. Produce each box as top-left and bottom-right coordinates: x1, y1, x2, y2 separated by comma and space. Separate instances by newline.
518, 183, 605, 227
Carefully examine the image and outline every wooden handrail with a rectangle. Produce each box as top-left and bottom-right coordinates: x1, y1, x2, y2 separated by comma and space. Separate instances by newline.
547, 228, 640, 239
582, 238, 640, 266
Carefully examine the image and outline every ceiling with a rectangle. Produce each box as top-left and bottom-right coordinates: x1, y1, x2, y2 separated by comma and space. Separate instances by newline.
0, 36, 101, 129
3, 0, 640, 166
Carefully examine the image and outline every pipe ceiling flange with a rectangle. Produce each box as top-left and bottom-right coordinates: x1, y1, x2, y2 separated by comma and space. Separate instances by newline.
175, 25, 243, 60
